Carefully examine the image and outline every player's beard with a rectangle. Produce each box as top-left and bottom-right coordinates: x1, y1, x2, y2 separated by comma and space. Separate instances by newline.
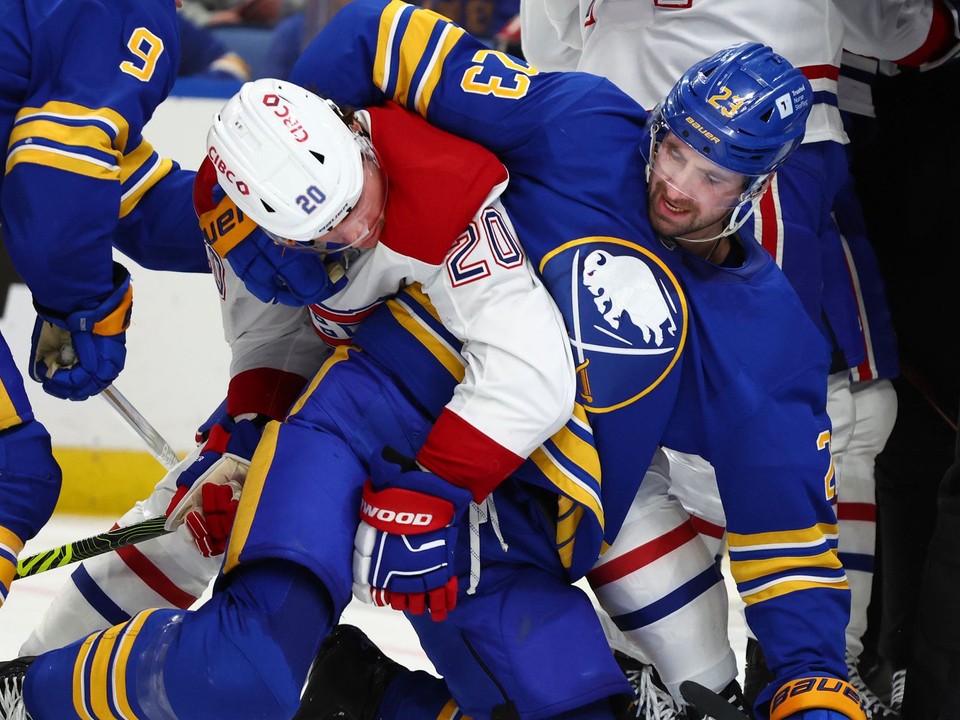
647, 178, 728, 242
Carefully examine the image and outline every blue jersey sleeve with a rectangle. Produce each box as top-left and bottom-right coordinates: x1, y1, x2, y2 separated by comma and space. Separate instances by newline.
295, 0, 636, 176
1, 0, 181, 314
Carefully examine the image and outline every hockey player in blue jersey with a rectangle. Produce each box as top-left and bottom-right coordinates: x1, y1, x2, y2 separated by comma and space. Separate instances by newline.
0, 25, 861, 720
282, 4, 865, 720
0, 0, 218, 612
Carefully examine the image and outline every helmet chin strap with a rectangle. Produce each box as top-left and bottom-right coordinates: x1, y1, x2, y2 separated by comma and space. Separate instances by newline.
644, 131, 771, 253
673, 172, 767, 245
674, 196, 754, 244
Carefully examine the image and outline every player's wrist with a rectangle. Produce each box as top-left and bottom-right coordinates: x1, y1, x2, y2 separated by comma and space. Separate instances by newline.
769, 677, 867, 720
33, 262, 132, 337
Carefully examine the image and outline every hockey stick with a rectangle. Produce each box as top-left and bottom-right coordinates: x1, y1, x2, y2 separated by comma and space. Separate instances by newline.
56, 341, 181, 470
102, 384, 181, 470
679, 681, 750, 720
900, 363, 958, 433
15, 517, 171, 580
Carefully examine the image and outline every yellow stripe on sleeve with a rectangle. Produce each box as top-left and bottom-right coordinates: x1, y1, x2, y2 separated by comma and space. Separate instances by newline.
374, 0, 464, 113
8, 120, 118, 160
374, 0, 409, 93
438, 699, 470, 720
5, 146, 119, 180
740, 575, 849, 606
14, 101, 130, 152
726, 522, 839, 550
387, 297, 465, 382
529, 445, 603, 527
556, 498, 584, 568
119, 155, 173, 218
730, 548, 844, 584
413, 22, 464, 116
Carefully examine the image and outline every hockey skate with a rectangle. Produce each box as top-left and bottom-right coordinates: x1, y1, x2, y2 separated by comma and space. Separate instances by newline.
887, 668, 906, 715
742, 638, 774, 710
847, 651, 901, 720
616, 651, 752, 720
615, 652, 685, 720
684, 679, 752, 720
293, 625, 403, 720
0, 657, 35, 720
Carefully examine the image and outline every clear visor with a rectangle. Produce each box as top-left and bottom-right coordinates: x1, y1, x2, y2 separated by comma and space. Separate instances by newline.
265, 146, 387, 254
642, 124, 756, 210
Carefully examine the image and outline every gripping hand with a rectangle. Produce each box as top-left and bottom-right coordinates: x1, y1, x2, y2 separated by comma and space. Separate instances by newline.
770, 678, 867, 720
164, 413, 264, 556
224, 228, 342, 306
353, 448, 473, 622
30, 263, 132, 401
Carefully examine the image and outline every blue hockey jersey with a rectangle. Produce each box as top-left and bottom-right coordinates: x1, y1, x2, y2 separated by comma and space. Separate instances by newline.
0, 0, 208, 319
294, 0, 851, 697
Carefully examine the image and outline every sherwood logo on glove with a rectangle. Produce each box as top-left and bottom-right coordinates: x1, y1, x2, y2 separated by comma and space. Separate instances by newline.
360, 501, 434, 527
360, 482, 454, 534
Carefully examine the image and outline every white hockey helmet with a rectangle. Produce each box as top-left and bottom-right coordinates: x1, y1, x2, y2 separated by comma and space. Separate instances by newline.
207, 78, 386, 252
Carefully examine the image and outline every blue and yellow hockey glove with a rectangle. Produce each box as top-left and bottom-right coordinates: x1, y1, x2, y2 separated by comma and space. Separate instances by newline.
223, 227, 344, 306
30, 262, 131, 401
195, 156, 343, 307
352, 447, 473, 622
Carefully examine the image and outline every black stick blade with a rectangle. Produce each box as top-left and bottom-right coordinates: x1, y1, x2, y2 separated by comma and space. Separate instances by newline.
680, 681, 751, 720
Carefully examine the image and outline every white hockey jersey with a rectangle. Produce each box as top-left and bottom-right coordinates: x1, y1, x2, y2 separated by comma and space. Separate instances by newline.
522, 0, 849, 144
200, 101, 576, 487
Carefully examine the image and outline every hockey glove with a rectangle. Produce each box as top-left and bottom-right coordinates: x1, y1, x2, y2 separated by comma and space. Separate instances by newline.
769, 677, 867, 720
30, 262, 132, 401
224, 228, 343, 307
353, 447, 473, 622
164, 414, 265, 557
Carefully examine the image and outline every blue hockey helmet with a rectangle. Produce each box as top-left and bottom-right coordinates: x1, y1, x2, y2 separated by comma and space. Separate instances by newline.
644, 42, 813, 201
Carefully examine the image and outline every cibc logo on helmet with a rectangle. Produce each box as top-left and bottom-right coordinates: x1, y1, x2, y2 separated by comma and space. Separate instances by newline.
262, 93, 309, 143
207, 145, 249, 196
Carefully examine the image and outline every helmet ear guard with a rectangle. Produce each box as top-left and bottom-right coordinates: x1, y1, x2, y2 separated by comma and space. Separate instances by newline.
206, 78, 385, 252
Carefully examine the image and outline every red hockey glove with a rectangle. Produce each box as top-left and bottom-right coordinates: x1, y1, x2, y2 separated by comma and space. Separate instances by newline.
164, 415, 264, 557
